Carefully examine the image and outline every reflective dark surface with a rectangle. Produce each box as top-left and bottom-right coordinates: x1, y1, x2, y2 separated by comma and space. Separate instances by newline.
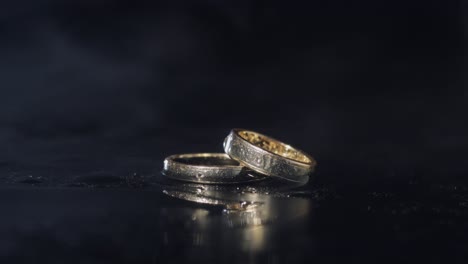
0, 0, 467, 263
0, 140, 467, 263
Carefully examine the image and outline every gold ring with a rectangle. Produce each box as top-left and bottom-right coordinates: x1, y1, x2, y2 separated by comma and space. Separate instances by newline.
223, 129, 316, 182
162, 153, 263, 184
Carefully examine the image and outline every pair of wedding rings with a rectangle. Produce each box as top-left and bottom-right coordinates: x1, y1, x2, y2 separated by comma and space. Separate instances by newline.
163, 129, 316, 183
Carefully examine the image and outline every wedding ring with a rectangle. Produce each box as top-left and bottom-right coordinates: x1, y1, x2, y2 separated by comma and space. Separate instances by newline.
163, 153, 263, 184
223, 129, 316, 182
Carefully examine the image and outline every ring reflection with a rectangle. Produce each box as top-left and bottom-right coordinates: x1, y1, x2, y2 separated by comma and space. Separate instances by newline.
157, 176, 313, 256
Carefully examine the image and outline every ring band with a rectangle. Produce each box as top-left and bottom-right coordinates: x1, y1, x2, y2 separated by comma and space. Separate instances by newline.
223, 129, 316, 182
163, 153, 263, 184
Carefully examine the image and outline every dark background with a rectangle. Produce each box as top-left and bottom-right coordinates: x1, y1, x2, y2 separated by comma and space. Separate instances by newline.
0, 1, 467, 263
0, 0, 467, 180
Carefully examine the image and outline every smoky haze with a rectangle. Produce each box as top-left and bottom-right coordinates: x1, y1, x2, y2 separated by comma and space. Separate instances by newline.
0, 0, 466, 179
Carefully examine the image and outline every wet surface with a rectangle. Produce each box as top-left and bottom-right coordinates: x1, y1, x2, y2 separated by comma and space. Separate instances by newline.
0, 144, 467, 263
0, 0, 466, 262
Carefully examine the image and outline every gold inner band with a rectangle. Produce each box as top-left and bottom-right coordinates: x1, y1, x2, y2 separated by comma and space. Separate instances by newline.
237, 130, 312, 164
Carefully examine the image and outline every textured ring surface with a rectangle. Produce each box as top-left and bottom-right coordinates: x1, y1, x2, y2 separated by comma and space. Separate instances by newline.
163, 153, 263, 184
223, 129, 316, 182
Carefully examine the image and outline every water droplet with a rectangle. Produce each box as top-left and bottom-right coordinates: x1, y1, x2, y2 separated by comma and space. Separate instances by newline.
17, 175, 44, 184
240, 201, 248, 208
125, 172, 146, 188
71, 172, 123, 188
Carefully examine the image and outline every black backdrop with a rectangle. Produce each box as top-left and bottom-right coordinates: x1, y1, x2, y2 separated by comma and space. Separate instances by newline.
0, 0, 467, 182
1, 1, 468, 263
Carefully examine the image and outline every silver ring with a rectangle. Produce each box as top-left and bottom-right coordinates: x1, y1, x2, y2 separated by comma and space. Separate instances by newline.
162, 153, 264, 184
223, 129, 316, 182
